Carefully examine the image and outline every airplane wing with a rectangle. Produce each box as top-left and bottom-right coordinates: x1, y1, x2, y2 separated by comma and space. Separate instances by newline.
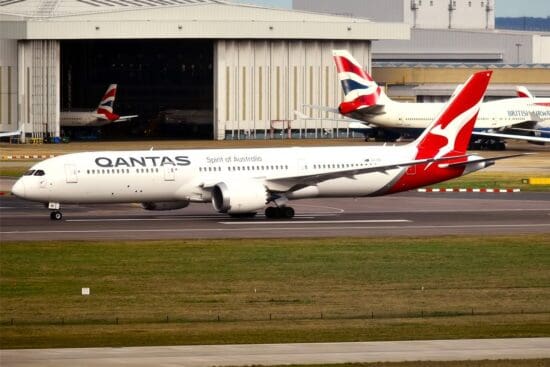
114, 115, 139, 122
265, 154, 470, 192
473, 131, 549, 144
0, 130, 22, 138
439, 153, 530, 168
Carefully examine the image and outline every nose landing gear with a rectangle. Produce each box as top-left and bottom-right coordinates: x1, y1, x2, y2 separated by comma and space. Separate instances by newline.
50, 211, 63, 221
48, 202, 62, 221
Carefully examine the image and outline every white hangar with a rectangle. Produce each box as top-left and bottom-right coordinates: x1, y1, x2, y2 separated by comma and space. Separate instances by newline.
0, 0, 409, 141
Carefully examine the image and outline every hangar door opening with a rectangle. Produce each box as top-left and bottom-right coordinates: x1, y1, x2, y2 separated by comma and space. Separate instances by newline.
60, 39, 213, 139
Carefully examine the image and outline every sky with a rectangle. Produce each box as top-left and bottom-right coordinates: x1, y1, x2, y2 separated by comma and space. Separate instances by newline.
232, 0, 550, 18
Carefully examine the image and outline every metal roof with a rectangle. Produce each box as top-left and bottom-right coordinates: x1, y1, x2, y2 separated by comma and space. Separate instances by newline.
0, 0, 225, 17
0, 0, 410, 40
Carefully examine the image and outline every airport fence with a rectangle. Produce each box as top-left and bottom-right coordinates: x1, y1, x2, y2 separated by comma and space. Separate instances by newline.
2, 308, 548, 327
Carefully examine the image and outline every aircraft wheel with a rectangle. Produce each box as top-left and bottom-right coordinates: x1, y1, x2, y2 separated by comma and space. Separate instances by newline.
282, 206, 295, 219
50, 211, 63, 221
265, 206, 279, 219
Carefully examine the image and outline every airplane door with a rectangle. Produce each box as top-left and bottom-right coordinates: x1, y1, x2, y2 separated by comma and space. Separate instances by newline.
406, 165, 416, 175
65, 164, 78, 183
164, 166, 175, 181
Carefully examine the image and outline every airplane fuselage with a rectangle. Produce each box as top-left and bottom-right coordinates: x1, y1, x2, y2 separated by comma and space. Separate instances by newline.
60, 111, 110, 127
12, 145, 477, 208
355, 98, 550, 137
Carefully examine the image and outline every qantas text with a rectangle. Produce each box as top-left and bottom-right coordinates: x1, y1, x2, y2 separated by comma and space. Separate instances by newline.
95, 156, 191, 168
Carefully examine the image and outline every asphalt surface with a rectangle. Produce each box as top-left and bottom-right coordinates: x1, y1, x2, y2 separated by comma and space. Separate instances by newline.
1, 188, 549, 241
2, 338, 549, 366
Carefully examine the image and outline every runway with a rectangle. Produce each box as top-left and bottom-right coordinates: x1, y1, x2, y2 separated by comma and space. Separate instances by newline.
2, 338, 549, 366
1, 190, 549, 241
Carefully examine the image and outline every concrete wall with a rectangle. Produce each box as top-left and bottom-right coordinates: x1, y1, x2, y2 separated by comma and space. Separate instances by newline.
532, 35, 550, 64
0, 39, 60, 140
373, 28, 536, 64
293, 0, 495, 30
0, 39, 17, 135
214, 40, 371, 140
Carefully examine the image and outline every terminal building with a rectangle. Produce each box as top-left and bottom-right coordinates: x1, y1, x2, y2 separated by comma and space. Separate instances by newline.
0, 0, 408, 141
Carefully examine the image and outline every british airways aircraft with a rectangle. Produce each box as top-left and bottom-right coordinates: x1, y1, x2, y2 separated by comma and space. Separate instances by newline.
12, 71, 522, 221
60, 84, 138, 127
328, 50, 550, 148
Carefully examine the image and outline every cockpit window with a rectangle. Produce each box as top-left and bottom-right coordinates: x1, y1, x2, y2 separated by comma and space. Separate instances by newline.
24, 170, 35, 176
33, 170, 45, 176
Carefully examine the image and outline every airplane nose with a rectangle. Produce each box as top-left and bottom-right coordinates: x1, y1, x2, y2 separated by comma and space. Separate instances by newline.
11, 179, 25, 198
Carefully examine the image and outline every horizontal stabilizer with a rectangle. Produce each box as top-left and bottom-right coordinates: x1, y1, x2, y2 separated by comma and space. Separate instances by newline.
115, 115, 139, 122
0, 129, 22, 138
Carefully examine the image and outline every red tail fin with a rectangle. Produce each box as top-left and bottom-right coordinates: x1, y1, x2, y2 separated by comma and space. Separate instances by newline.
414, 71, 492, 160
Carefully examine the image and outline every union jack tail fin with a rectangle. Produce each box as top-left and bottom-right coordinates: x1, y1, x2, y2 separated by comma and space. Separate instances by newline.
332, 50, 390, 115
95, 84, 120, 121
413, 71, 493, 159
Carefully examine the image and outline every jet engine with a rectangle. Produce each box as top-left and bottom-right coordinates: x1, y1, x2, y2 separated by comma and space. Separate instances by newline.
211, 180, 268, 214
141, 201, 190, 211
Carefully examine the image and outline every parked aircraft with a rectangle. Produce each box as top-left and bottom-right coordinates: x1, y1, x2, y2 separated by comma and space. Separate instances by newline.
12, 71, 524, 221
328, 50, 550, 148
61, 84, 137, 127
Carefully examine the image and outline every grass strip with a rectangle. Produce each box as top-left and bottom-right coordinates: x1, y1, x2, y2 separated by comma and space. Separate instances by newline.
1, 235, 549, 348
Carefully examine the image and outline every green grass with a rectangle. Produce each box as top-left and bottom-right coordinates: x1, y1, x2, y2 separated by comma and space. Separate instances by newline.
1, 236, 549, 348
436, 172, 550, 192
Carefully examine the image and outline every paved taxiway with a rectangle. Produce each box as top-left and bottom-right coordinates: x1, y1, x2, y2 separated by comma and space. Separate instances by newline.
2, 338, 549, 366
1, 189, 549, 241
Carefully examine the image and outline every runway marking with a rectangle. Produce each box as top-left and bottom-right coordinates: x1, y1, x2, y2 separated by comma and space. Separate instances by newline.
66, 215, 318, 222
219, 219, 411, 225
2, 223, 549, 235
66, 217, 223, 222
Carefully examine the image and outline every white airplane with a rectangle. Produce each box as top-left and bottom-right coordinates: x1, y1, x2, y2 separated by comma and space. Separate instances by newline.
12, 70, 524, 221
476, 86, 550, 144
327, 50, 550, 148
61, 84, 138, 127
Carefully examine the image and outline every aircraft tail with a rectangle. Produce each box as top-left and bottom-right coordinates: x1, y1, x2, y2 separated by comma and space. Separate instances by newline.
95, 84, 120, 121
516, 86, 534, 99
413, 70, 493, 159
332, 50, 390, 115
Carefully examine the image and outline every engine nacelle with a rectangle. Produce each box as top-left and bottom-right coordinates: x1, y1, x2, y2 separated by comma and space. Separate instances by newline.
211, 180, 268, 214
141, 201, 190, 211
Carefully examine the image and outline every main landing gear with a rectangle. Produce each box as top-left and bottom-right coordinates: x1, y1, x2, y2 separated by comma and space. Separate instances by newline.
265, 206, 295, 219
48, 202, 62, 221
